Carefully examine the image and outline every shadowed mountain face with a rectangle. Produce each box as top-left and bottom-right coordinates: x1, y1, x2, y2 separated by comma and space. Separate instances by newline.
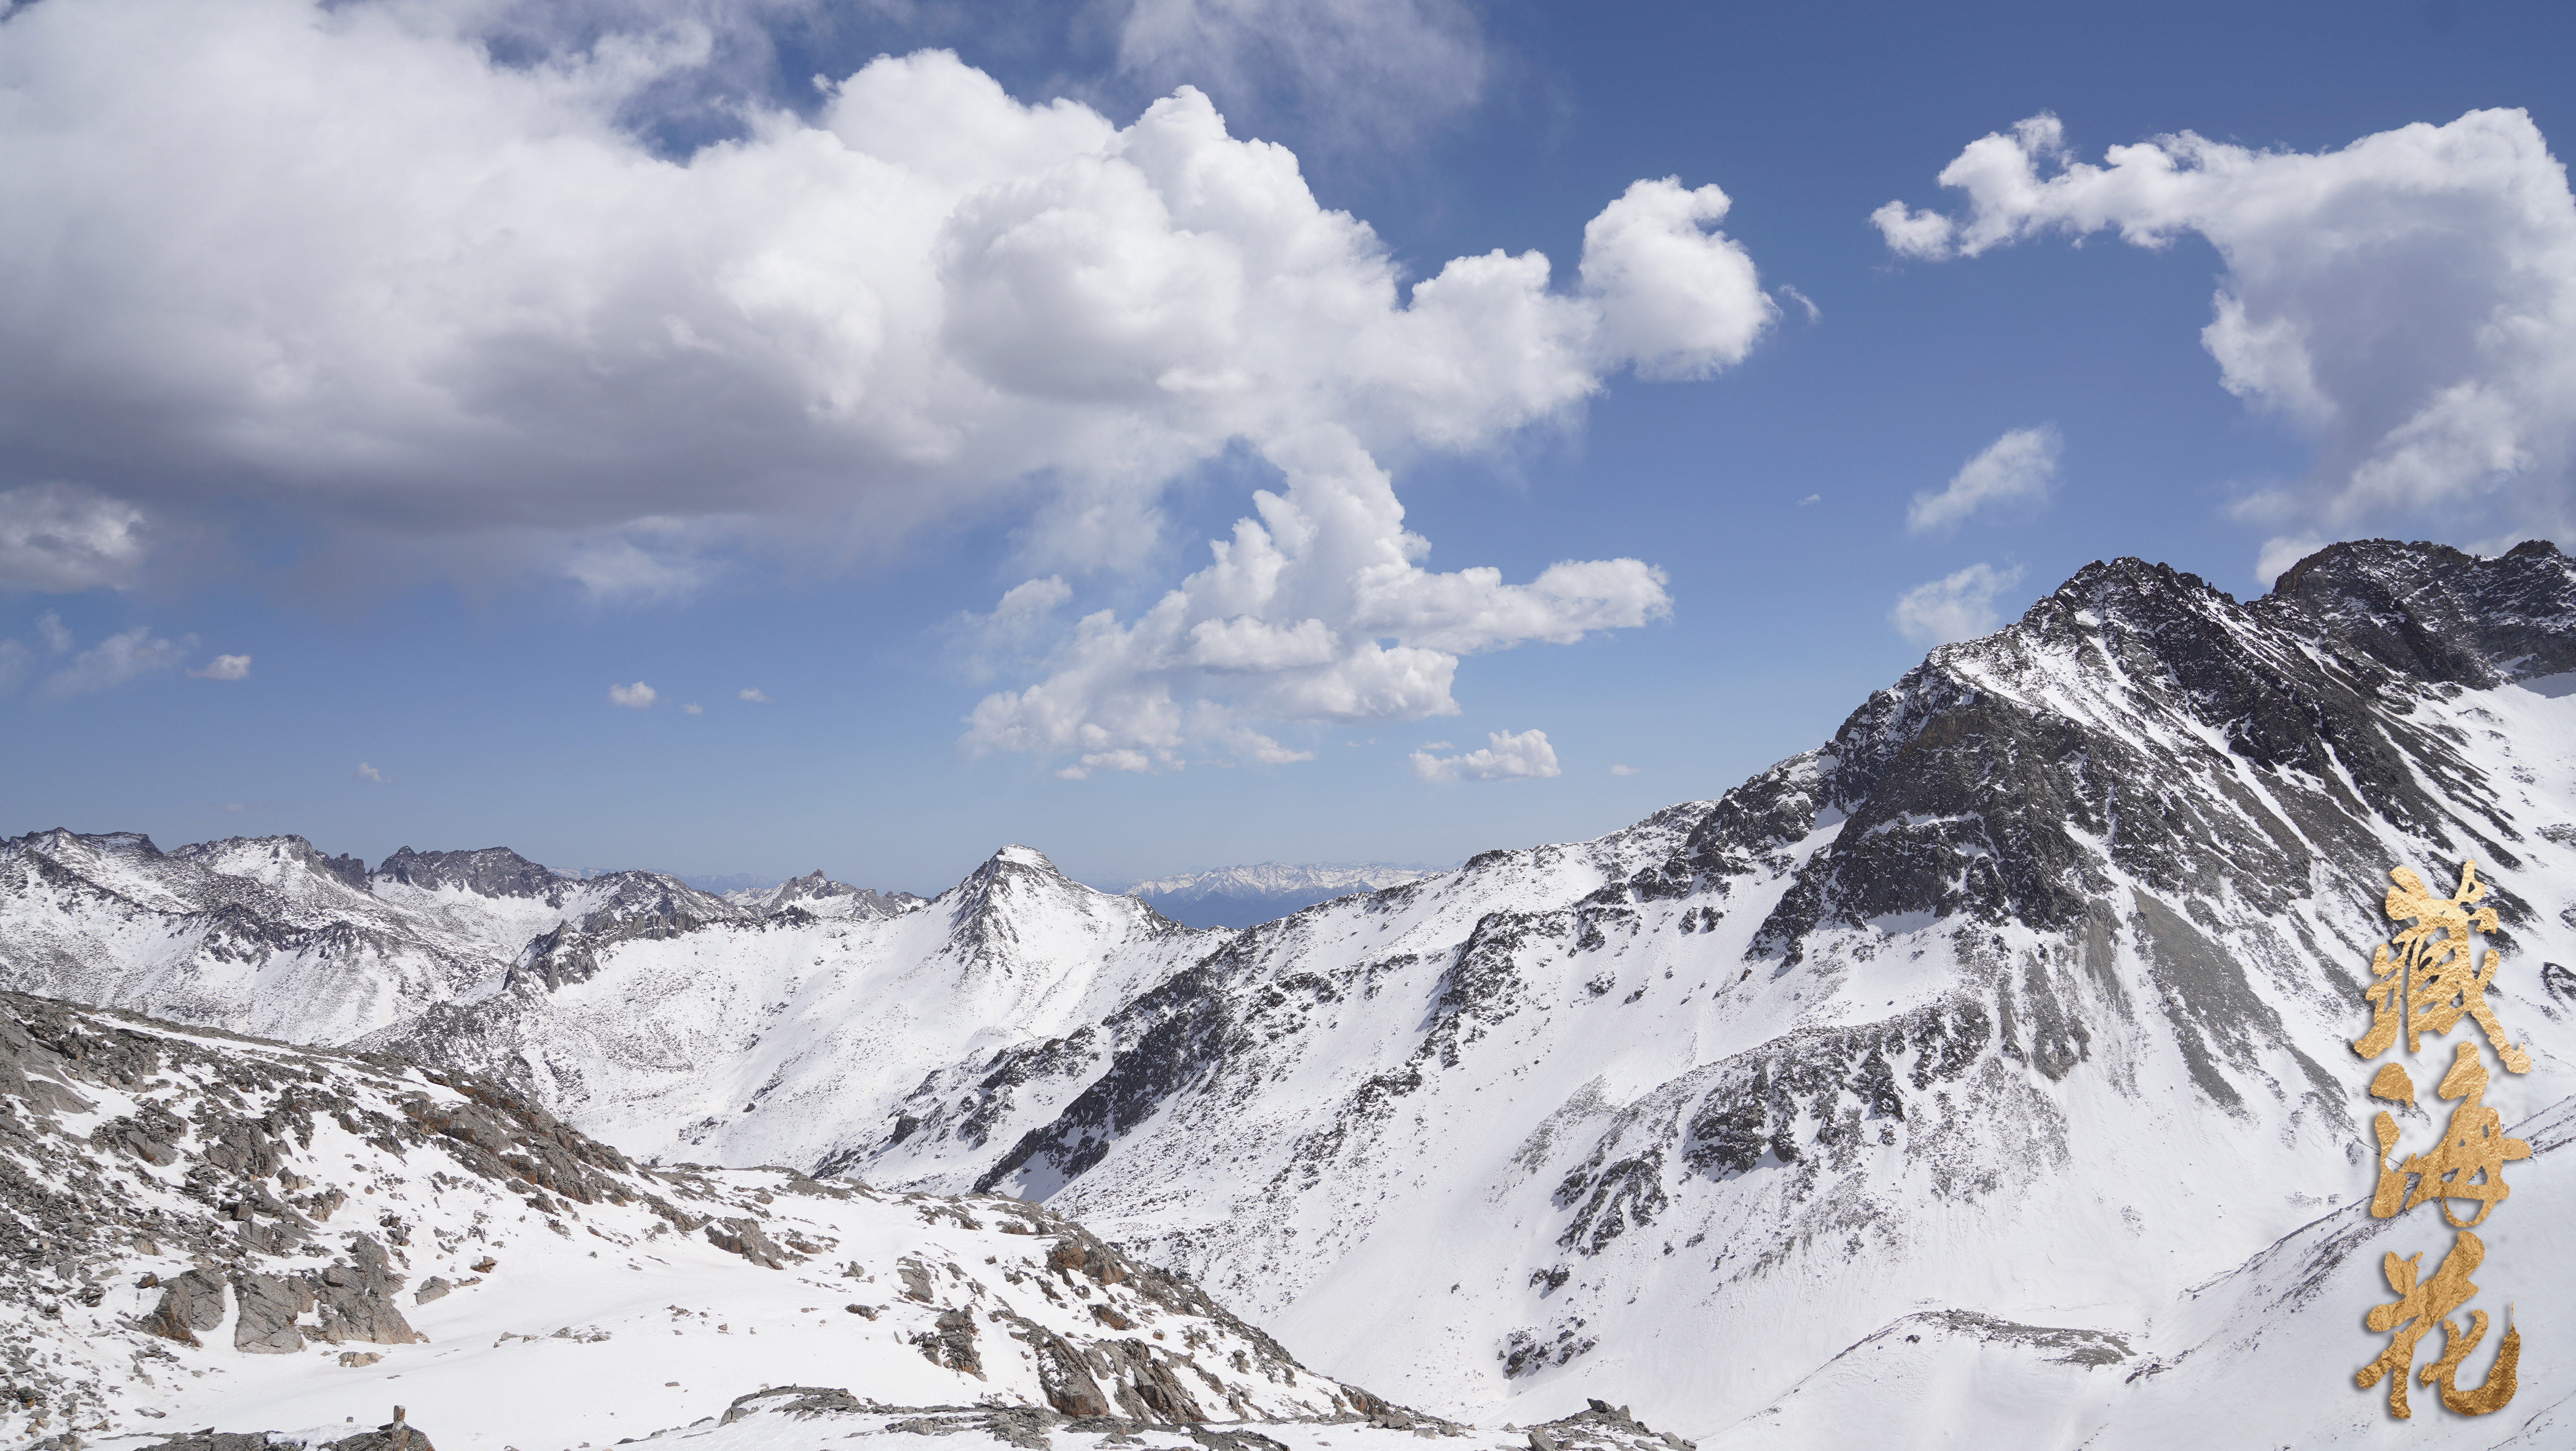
5, 540, 2576, 1442
371, 847, 562, 900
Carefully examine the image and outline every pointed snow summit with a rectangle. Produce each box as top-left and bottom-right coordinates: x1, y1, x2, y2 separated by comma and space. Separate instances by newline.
937, 844, 1193, 979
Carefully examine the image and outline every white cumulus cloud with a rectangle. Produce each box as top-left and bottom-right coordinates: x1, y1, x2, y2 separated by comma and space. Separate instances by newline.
188, 653, 251, 680
1409, 727, 1561, 783
1907, 426, 2061, 535
965, 429, 1669, 772
1890, 563, 2025, 648
739, 687, 772, 703
1580, 178, 1778, 380
353, 762, 388, 784
0, 10, 1769, 591
1875, 109, 2576, 573
1610, 763, 1638, 776
608, 681, 658, 709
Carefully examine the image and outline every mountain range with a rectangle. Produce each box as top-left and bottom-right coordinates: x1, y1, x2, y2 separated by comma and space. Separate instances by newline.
1121, 864, 1439, 928
6, 539, 2575, 1449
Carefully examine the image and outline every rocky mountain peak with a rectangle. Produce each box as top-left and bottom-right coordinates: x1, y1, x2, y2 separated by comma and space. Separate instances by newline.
944, 846, 1081, 928
11, 828, 161, 862
2263, 536, 2576, 687
172, 834, 369, 891
1706, 539, 2570, 965
762, 871, 924, 921
933, 845, 1194, 977
371, 846, 560, 900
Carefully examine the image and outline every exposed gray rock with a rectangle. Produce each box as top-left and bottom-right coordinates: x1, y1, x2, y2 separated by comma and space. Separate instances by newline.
910, 1307, 983, 1378
128, 1422, 435, 1451
703, 1217, 789, 1270
1526, 1399, 1694, 1451
372, 847, 558, 901
1004, 1314, 1113, 1417
324, 1420, 436, 1451
230, 1272, 315, 1353
720, 1386, 874, 1424
139, 1269, 227, 1347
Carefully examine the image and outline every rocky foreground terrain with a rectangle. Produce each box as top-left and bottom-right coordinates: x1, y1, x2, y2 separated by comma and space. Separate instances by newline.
9, 539, 2576, 1447
0, 988, 1452, 1451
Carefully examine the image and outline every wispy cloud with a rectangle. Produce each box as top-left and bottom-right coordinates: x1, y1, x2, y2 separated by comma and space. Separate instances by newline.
1907, 426, 2061, 536
739, 687, 772, 703
1890, 563, 2025, 647
44, 625, 185, 697
682, 702, 703, 715
1112, 0, 1489, 150
1610, 763, 1638, 776
354, 762, 389, 784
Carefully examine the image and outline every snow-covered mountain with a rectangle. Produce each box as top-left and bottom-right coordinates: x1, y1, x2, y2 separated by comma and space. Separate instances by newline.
0, 988, 1407, 1451
0, 837, 922, 1044
1122, 863, 1436, 928
742, 870, 926, 921
373, 846, 1213, 1170
11, 539, 2576, 1446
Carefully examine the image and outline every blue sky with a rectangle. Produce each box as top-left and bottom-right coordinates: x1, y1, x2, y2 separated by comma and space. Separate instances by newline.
3, 0, 2573, 892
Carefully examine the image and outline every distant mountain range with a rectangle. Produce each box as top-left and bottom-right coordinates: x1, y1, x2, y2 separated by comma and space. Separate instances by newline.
6, 539, 2576, 1447
1122, 861, 1438, 926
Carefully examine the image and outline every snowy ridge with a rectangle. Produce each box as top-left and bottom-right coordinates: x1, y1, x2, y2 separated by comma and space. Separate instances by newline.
0, 836, 916, 1046
1123, 863, 1435, 929
1123, 863, 1433, 901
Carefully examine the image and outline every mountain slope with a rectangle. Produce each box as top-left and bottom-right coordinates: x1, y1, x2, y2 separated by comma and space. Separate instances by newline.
0, 988, 1394, 1451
